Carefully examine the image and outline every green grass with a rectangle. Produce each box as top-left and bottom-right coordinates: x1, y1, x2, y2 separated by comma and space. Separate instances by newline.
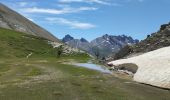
0, 28, 57, 58
0, 65, 10, 73
25, 67, 42, 76
0, 58, 169, 100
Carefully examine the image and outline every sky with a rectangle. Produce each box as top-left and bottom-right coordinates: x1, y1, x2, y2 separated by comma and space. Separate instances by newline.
0, 0, 170, 41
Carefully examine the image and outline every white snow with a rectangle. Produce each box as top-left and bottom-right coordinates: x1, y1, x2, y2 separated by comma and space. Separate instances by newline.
106, 37, 109, 41
108, 46, 170, 89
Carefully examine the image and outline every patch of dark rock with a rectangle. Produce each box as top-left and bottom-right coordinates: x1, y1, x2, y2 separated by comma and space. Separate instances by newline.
116, 63, 138, 74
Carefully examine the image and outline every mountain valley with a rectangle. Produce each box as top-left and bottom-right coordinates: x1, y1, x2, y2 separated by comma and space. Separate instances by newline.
0, 2, 170, 100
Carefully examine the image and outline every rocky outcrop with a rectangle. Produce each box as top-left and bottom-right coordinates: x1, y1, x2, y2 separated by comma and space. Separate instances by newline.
49, 41, 85, 55
0, 3, 59, 42
108, 46, 170, 89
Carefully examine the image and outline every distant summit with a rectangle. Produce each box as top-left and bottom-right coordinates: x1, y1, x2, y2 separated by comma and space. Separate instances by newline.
62, 34, 74, 42
62, 35, 91, 52
80, 38, 88, 43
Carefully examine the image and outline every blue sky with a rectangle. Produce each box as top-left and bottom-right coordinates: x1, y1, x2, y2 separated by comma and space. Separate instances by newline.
0, 0, 170, 41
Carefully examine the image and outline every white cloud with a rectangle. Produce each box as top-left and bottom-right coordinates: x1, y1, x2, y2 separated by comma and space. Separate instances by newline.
46, 17, 96, 29
18, 2, 28, 7
22, 6, 97, 14
17, 1, 37, 7
59, 0, 111, 5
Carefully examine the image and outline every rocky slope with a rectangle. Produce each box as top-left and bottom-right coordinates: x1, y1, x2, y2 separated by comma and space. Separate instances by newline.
90, 34, 138, 57
0, 3, 59, 42
113, 22, 170, 60
62, 34, 138, 58
108, 46, 170, 89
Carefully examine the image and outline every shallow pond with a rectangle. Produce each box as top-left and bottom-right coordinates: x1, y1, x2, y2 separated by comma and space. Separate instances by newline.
74, 63, 112, 74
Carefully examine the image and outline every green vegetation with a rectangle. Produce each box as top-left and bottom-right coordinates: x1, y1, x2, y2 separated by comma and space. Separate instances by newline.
0, 28, 169, 100
0, 58, 169, 100
26, 67, 42, 76
0, 27, 56, 58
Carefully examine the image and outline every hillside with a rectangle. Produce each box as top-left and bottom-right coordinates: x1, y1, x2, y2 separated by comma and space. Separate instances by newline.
0, 3, 59, 42
0, 28, 54, 58
113, 23, 170, 60
131, 23, 170, 53
0, 27, 86, 58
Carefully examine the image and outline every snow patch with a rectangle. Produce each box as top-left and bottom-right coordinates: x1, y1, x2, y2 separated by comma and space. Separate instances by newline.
108, 46, 170, 89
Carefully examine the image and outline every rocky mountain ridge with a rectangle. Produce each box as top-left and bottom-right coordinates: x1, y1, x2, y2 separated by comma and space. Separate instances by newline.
62, 34, 139, 58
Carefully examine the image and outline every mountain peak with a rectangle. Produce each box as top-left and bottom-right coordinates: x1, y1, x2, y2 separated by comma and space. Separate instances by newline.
62, 34, 74, 42
65, 34, 73, 38
80, 38, 88, 42
102, 34, 109, 37
160, 22, 170, 31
